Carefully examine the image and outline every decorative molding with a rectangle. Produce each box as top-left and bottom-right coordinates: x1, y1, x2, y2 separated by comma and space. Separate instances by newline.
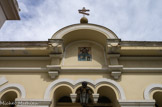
120, 56, 162, 60
0, 83, 26, 98
108, 65, 123, 80
107, 54, 120, 59
47, 65, 61, 79
15, 98, 51, 106
48, 42, 63, 54
0, 67, 47, 72
48, 71, 59, 79
61, 67, 108, 71
46, 65, 61, 71
107, 39, 121, 54
44, 78, 126, 100
49, 54, 63, 58
48, 39, 63, 54
70, 94, 77, 103
0, 76, 8, 86
108, 65, 123, 71
1, 67, 162, 73
144, 84, 162, 100
0, 57, 50, 60
120, 41, 162, 47
92, 94, 99, 103
118, 100, 155, 106
123, 68, 162, 72
111, 71, 122, 80
107, 42, 121, 54
0, 67, 109, 73
0, 47, 47, 50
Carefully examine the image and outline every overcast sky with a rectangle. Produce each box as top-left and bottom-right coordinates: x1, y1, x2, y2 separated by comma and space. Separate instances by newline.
0, 0, 162, 41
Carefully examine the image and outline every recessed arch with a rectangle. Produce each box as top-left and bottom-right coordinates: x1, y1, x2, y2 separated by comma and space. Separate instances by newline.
62, 40, 107, 67
0, 83, 26, 98
53, 85, 73, 106
97, 86, 119, 107
153, 91, 162, 107
52, 24, 118, 39
1, 91, 18, 107
96, 84, 119, 99
95, 78, 126, 100
65, 40, 105, 51
144, 84, 162, 100
44, 79, 74, 99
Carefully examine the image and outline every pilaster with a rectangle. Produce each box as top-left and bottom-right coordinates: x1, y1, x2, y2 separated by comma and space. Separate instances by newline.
47, 39, 63, 79
107, 39, 123, 80
107, 54, 123, 80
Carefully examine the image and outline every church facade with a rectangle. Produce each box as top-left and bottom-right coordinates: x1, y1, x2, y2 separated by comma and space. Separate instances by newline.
0, 19, 162, 107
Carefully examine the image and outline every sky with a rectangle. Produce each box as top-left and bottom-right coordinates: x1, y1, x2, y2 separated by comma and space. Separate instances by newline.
0, 0, 162, 41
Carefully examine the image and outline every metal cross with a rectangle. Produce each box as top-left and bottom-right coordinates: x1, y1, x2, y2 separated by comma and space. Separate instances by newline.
78, 7, 90, 17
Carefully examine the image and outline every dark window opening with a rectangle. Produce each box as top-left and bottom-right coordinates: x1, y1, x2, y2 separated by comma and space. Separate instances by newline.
76, 97, 92, 103
155, 103, 159, 107
58, 96, 72, 103
0, 91, 17, 107
98, 96, 112, 103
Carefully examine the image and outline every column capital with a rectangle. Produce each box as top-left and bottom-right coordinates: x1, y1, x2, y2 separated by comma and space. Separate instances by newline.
70, 94, 77, 103
92, 94, 99, 103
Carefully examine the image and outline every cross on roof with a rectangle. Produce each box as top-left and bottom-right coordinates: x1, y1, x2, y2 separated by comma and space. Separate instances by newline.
78, 7, 90, 16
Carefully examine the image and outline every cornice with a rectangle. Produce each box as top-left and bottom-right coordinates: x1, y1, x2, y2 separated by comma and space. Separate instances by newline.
0, 67, 162, 73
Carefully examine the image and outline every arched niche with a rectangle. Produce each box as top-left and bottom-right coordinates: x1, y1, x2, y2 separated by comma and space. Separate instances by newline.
0, 83, 26, 98
62, 40, 107, 68
62, 29, 107, 47
144, 84, 162, 107
51, 24, 119, 47
0, 90, 18, 107
95, 79, 126, 100
153, 91, 162, 107
144, 84, 162, 100
97, 86, 119, 107
52, 85, 73, 107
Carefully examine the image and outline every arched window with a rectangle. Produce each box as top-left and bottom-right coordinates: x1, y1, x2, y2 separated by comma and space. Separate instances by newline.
0, 91, 17, 107
153, 91, 162, 107
53, 86, 73, 107
97, 86, 118, 107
